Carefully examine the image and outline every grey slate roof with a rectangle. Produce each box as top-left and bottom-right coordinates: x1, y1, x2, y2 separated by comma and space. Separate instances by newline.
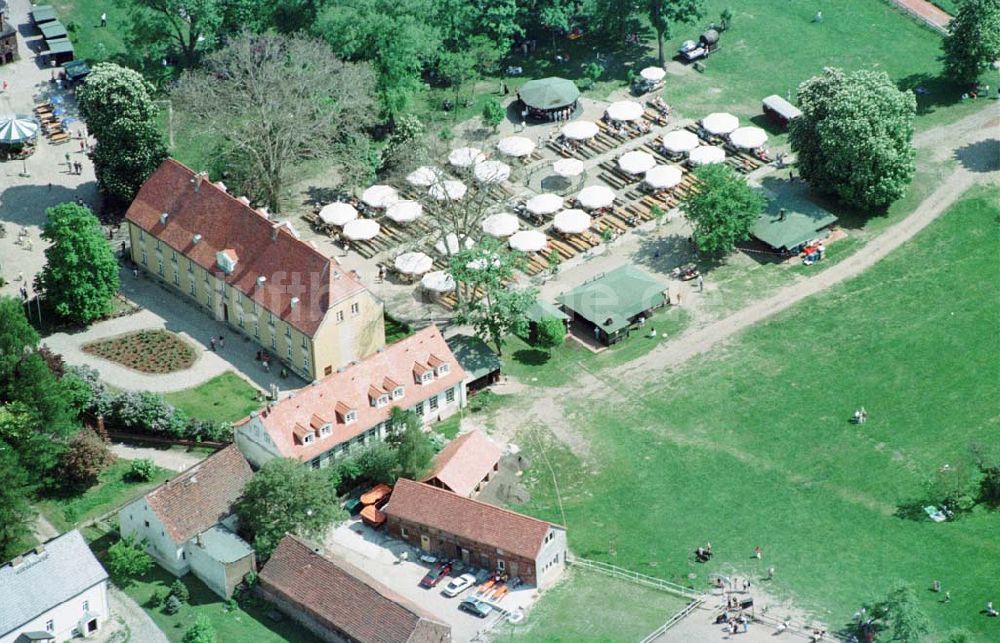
0, 530, 108, 638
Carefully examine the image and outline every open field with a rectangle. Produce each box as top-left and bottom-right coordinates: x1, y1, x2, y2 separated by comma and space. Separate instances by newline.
163, 371, 261, 424
506, 185, 1000, 640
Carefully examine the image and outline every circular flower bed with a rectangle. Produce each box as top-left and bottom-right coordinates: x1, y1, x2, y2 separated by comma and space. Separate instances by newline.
82, 330, 197, 374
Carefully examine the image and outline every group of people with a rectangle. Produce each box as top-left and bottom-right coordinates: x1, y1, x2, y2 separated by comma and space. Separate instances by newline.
695, 542, 713, 562
852, 407, 868, 424
650, 95, 671, 116
601, 112, 650, 138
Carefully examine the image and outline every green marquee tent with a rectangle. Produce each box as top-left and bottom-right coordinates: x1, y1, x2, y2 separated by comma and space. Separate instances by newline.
519, 77, 580, 110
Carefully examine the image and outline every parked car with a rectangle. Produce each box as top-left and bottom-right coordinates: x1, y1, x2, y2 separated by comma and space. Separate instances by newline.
442, 573, 477, 598
459, 597, 494, 618
419, 562, 453, 588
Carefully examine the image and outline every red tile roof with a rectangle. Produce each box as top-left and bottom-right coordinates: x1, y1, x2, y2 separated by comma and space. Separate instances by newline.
145, 445, 253, 544
259, 535, 449, 643
385, 478, 560, 560
246, 326, 466, 462
126, 159, 369, 336
421, 430, 502, 497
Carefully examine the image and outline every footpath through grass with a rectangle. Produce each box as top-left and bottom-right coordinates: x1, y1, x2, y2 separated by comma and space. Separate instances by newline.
164, 372, 261, 424
509, 185, 1000, 640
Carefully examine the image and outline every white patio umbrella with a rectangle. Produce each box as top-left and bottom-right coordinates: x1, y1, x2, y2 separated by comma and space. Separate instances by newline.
606, 100, 644, 122
729, 126, 768, 150
526, 193, 564, 216
576, 185, 616, 210
689, 145, 726, 166
553, 158, 584, 178
318, 202, 357, 226
343, 219, 381, 241
481, 212, 519, 238
406, 166, 442, 187
448, 146, 485, 168
701, 112, 739, 136
434, 232, 474, 256
429, 180, 467, 201
644, 165, 683, 190
394, 251, 433, 276
421, 270, 456, 293
553, 209, 592, 235
0, 115, 39, 144
361, 185, 399, 208
509, 230, 548, 253
497, 136, 535, 157
562, 120, 599, 140
618, 150, 657, 175
640, 66, 666, 82
661, 130, 700, 154
474, 160, 511, 184
385, 200, 423, 224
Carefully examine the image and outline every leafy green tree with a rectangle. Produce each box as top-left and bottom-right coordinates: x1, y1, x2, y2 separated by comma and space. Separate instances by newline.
60, 429, 115, 489
790, 68, 916, 211
940, 629, 973, 643
107, 535, 154, 583
129, 0, 223, 68
649, 0, 704, 65
173, 32, 377, 212
534, 316, 566, 351
235, 458, 345, 559
475, 0, 522, 53
449, 239, 537, 356
863, 582, 930, 642
943, 0, 1000, 84
182, 614, 216, 643
77, 63, 167, 206
388, 407, 434, 479
481, 98, 505, 132
970, 442, 1000, 504
539, 0, 573, 46
169, 579, 190, 603
681, 164, 765, 255
591, 0, 640, 40
0, 444, 35, 560
0, 297, 39, 383
127, 458, 156, 482
926, 459, 981, 512
719, 7, 734, 31
162, 594, 182, 615
36, 203, 120, 324
582, 62, 604, 89
353, 442, 399, 485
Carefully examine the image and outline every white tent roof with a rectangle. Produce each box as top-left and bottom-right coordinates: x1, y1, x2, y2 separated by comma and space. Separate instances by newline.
429, 180, 467, 201
481, 212, 520, 238
343, 219, 381, 240
640, 66, 666, 82
689, 145, 726, 166
497, 136, 535, 157
553, 209, 592, 235
434, 232, 474, 256
406, 166, 442, 187
661, 130, 700, 154
385, 200, 423, 223
618, 150, 657, 174
702, 112, 739, 135
421, 270, 456, 293
394, 251, 433, 275
526, 193, 564, 215
448, 146, 485, 168
361, 185, 399, 208
474, 160, 511, 184
562, 120, 599, 140
509, 230, 548, 253
553, 158, 585, 178
576, 185, 616, 210
318, 202, 358, 226
729, 126, 768, 150
606, 100, 644, 121
644, 165, 683, 190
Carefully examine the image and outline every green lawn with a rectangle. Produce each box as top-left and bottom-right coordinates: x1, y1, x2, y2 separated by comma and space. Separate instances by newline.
164, 372, 261, 424
36, 459, 172, 532
45, 0, 131, 65
504, 186, 1000, 640
499, 568, 691, 642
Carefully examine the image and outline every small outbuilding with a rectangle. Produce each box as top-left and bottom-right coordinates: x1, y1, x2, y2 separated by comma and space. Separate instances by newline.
558, 265, 668, 345
421, 429, 502, 498
446, 334, 501, 393
762, 95, 802, 128
753, 202, 838, 254
517, 77, 580, 121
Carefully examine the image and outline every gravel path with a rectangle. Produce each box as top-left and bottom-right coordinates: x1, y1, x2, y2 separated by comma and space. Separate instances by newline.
109, 443, 205, 472
107, 585, 170, 643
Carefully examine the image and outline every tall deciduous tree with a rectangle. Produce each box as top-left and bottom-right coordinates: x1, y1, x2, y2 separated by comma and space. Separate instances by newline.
77, 63, 168, 207
790, 68, 916, 211
388, 407, 435, 480
107, 535, 154, 583
60, 429, 115, 489
682, 164, 765, 255
943, 0, 1000, 84
863, 582, 930, 642
0, 297, 39, 383
36, 203, 120, 324
534, 316, 566, 350
649, 0, 704, 66
235, 458, 345, 559
0, 444, 34, 560
172, 32, 377, 212
129, 0, 223, 68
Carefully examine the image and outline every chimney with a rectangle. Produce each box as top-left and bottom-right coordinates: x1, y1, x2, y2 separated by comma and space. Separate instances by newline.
256, 276, 267, 288
290, 297, 299, 309
159, 212, 169, 225
213, 181, 227, 193
193, 233, 202, 244
193, 172, 207, 192
271, 224, 280, 241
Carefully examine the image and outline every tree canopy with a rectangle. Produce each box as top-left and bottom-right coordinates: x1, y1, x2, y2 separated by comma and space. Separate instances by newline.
790, 68, 916, 211
682, 164, 765, 255
0, 445, 34, 560
534, 315, 566, 350
36, 202, 120, 324
387, 407, 435, 480
861, 582, 930, 642
649, 0, 704, 66
943, 0, 1000, 84
129, 0, 223, 68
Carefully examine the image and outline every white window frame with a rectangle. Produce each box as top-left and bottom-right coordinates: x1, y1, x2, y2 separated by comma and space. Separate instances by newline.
320, 425, 331, 437
393, 386, 404, 399
335, 310, 344, 323
303, 433, 314, 444
377, 395, 389, 408
446, 387, 455, 404
437, 363, 450, 375
345, 410, 357, 424
351, 302, 360, 316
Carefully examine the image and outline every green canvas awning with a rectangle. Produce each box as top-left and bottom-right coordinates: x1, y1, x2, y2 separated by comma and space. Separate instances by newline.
446, 334, 502, 382
63, 60, 91, 81
39, 20, 67, 40
32, 5, 58, 24
753, 197, 838, 251
526, 300, 570, 324
519, 77, 580, 110
44, 37, 74, 56
558, 265, 668, 335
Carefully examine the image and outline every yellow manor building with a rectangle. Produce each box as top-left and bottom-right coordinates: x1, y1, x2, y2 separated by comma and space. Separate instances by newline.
125, 160, 385, 381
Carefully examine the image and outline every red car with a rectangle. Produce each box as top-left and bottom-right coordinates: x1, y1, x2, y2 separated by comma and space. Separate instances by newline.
419, 562, 452, 588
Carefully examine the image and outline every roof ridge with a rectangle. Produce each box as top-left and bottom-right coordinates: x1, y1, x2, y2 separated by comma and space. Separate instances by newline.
395, 478, 563, 529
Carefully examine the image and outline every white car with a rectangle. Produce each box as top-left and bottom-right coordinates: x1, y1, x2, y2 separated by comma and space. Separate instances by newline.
441, 573, 477, 598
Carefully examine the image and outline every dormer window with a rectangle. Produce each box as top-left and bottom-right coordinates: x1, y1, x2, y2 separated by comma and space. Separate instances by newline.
320, 425, 332, 437
303, 433, 315, 444
377, 395, 389, 408
421, 372, 433, 384
436, 363, 450, 376
345, 410, 357, 424
393, 386, 404, 399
